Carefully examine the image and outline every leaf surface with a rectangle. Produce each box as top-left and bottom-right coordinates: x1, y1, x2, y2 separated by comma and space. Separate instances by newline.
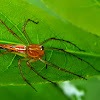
0, 0, 100, 86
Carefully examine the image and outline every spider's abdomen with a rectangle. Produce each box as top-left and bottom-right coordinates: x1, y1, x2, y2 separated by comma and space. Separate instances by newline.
26, 44, 44, 60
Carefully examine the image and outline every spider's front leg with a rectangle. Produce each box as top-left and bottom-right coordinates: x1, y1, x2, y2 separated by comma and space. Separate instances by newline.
40, 37, 84, 51
23, 19, 39, 45
0, 19, 26, 45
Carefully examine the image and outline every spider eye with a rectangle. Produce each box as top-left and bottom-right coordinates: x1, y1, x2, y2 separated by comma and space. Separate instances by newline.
41, 46, 44, 50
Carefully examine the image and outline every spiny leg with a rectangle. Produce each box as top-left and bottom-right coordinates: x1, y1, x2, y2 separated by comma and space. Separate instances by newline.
18, 59, 37, 92
40, 37, 84, 51
39, 58, 87, 80
45, 47, 100, 73
23, 19, 39, 45
0, 19, 26, 45
27, 60, 56, 84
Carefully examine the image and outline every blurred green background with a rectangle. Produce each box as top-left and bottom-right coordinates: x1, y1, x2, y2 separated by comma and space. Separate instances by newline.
0, 0, 100, 100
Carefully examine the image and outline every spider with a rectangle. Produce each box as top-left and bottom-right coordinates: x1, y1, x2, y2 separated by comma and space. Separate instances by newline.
0, 19, 99, 92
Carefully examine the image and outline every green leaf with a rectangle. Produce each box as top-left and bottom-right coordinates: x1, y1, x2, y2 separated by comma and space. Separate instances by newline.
0, 0, 100, 87
0, 84, 70, 100
43, 0, 100, 36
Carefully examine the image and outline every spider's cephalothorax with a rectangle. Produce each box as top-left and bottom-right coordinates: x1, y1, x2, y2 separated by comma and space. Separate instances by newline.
26, 44, 44, 60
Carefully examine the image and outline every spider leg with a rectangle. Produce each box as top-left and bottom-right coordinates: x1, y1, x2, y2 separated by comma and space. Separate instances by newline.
23, 19, 39, 45
18, 59, 37, 92
27, 60, 56, 84
0, 19, 26, 45
45, 47, 100, 73
40, 37, 84, 51
0, 50, 13, 56
39, 58, 87, 80
44, 52, 48, 69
